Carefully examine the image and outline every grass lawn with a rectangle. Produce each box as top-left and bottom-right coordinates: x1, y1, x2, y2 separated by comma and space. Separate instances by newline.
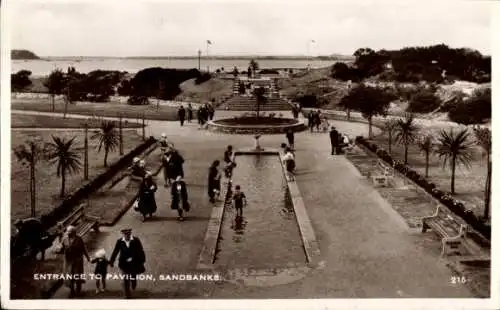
10, 129, 145, 225
12, 98, 179, 121
371, 129, 487, 218
11, 113, 143, 128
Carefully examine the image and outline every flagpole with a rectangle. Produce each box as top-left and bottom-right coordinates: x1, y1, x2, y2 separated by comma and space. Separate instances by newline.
206, 40, 210, 73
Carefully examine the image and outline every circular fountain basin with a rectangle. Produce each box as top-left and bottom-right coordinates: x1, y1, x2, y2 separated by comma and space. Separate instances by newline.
207, 117, 307, 134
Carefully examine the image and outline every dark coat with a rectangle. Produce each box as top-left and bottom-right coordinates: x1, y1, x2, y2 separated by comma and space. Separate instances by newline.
329, 129, 339, 146
171, 180, 189, 210
178, 107, 186, 119
286, 131, 294, 144
169, 152, 185, 178
110, 237, 146, 275
208, 166, 221, 195
137, 177, 157, 215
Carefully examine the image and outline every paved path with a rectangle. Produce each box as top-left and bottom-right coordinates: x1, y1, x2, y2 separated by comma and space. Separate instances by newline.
43, 111, 471, 299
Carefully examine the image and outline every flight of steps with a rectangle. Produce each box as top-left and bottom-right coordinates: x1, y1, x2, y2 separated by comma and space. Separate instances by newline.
222, 95, 292, 111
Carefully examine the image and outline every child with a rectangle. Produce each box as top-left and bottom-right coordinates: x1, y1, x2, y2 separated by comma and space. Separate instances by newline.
283, 148, 296, 181
232, 185, 247, 217
90, 249, 110, 293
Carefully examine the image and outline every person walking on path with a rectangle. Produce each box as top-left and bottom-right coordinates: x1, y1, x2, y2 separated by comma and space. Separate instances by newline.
285, 129, 295, 149
314, 110, 322, 132
208, 100, 216, 120
170, 148, 185, 179
232, 185, 247, 217
197, 108, 202, 127
329, 126, 340, 155
223, 145, 236, 180
308, 112, 314, 132
178, 105, 186, 126
12, 217, 51, 260
109, 228, 146, 299
90, 249, 110, 294
208, 160, 222, 203
136, 171, 158, 221
187, 104, 193, 123
282, 147, 296, 181
171, 176, 190, 221
57, 225, 90, 298
158, 133, 174, 151
161, 150, 172, 187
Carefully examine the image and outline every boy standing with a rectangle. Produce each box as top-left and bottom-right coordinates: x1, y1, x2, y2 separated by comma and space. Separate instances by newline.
232, 185, 247, 217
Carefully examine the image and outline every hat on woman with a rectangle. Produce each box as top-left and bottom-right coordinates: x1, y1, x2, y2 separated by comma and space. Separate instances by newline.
161, 133, 167, 138
94, 249, 106, 258
66, 225, 76, 233
139, 160, 146, 167
120, 228, 132, 234
133, 157, 140, 163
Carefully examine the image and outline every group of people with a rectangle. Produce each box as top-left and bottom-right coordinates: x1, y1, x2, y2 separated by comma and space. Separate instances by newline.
176, 101, 216, 128
128, 133, 189, 222
55, 224, 145, 299
307, 110, 329, 132
329, 126, 351, 155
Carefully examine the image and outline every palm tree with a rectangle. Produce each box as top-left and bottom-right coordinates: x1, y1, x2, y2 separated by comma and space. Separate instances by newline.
394, 113, 419, 165
417, 134, 434, 178
253, 86, 267, 118
435, 128, 474, 194
384, 119, 398, 155
47, 136, 82, 198
13, 138, 50, 216
44, 69, 66, 112
474, 127, 491, 220
249, 59, 259, 78
92, 120, 119, 167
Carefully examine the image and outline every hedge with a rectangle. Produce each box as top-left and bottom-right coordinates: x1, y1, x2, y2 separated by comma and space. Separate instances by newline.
355, 136, 491, 240
39, 136, 158, 230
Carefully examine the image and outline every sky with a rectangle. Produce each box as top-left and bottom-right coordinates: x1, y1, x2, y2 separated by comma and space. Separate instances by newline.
10, 0, 492, 57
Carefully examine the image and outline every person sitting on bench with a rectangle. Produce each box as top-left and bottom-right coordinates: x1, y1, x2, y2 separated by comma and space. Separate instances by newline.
12, 218, 53, 260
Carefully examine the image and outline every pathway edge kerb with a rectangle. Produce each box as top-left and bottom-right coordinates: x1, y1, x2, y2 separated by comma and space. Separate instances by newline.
277, 152, 322, 265
196, 178, 230, 269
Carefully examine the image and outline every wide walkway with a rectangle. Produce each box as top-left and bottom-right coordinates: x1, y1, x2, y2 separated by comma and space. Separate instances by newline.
45, 110, 471, 298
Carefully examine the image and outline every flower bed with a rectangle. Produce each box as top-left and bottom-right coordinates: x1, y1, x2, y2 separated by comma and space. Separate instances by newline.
355, 136, 491, 240
39, 136, 158, 231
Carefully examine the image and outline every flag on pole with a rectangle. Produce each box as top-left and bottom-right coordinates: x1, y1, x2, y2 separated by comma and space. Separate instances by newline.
207, 40, 212, 45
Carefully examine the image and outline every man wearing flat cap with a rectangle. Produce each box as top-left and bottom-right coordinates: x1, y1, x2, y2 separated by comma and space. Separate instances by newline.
109, 228, 146, 299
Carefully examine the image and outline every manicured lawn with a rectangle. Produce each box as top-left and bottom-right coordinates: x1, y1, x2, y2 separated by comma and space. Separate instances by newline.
371, 128, 487, 218
10, 129, 145, 225
12, 98, 179, 121
11, 113, 143, 128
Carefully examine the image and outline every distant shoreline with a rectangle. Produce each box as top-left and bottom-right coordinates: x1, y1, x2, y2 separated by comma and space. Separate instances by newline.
16, 55, 354, 61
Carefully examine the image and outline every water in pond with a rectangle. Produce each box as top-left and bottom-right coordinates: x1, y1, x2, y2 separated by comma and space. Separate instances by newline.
215, 155, 306, 268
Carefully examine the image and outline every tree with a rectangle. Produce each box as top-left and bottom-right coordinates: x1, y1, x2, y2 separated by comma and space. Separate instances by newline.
13, 138, 50, 217
253, 86, 267, 118
92, 120, 119, 167
474, 127, 491, 220
331, 62, 352, 81
47, 136, 82, 198
384, 119, 398, 155
394, 113, 420, 165
448, 87, 491, 125
435, 128, 474, 194
11, 70, 33, 92
407, 91, 441, 113
417, 134, 434, 178
249, 59, 259, 78
338, 84, 393, 138
44, 69, 66, 112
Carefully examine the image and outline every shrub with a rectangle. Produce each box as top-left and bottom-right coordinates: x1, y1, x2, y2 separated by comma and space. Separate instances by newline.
448, 87, 491, 125
195, 72, 212, 85
127, 96, 150, 105
407, 91, 441, 113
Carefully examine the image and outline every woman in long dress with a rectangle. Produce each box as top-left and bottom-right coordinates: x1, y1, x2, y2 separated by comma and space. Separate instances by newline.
136, 171, 158, 221
59, 226, 90, 298
208, 160, 222, 203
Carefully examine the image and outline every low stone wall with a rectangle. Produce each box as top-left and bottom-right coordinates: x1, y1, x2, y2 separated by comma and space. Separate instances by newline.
207, 119, 307, 134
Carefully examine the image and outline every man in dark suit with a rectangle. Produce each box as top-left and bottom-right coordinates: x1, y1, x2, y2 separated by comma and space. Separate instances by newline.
178, 106, 186, 126
329, 126, 339, 155
109, 229, 146, 299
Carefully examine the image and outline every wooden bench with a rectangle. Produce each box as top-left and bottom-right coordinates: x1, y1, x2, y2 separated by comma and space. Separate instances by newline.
371, 160, 394, 187
422, 205, 470, 256
57, 204, 100, 237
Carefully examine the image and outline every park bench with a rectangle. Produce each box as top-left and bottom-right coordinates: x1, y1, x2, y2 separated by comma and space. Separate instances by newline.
421, 205, 471, 256
371, 160, 394, 187
57, 204, 100, 237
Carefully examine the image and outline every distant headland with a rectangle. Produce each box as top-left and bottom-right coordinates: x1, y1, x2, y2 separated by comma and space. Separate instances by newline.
12, 49, 40, 60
